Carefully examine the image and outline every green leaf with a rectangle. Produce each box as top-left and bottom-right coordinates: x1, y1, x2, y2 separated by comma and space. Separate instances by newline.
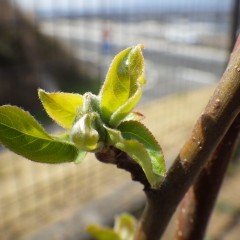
122, 112, 145, 122
0, 105, 79, 163
74, 150, 87, 164
104, 126, 159, 188
87, 214, 136, 240
38, 89, 83, 129
114, 214, 136, 240
53, 132, 87, 164
118, 121, 166, 178
87, 225, 121, 240
109, 85, 143, 127
100, 44, 145, 126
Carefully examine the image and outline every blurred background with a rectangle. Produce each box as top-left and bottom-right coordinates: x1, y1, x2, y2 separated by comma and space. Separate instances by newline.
0, 0, 240, 239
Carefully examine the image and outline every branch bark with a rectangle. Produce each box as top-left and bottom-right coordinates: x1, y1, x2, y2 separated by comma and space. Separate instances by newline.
175, 113, 240, 240
134, 42, 240, 240
96, 146, 150, 188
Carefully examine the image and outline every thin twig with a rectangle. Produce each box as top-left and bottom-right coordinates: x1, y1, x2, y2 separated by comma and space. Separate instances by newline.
95, 146, 149, 187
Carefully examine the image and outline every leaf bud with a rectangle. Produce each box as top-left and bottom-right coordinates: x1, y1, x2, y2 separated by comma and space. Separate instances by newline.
70, 113, 101, 152
82, 92, 100, 114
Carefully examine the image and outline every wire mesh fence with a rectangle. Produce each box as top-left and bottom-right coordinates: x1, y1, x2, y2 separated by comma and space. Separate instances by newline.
0, 0, 237, 239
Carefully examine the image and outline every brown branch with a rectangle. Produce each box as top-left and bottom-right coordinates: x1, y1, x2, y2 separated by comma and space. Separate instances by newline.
95, 146, 150, 188
174, 36, 240, 240
175, 113, 240, 240
134, 42, 240, 240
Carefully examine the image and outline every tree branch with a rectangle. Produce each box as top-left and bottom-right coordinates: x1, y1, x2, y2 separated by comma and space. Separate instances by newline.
134, 41, 240, 240
95, 146, 150, 188
175, 113, 240, 240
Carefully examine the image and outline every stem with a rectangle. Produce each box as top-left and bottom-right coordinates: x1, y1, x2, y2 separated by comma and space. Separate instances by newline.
175, 113, 240, 240
229, 0, 240, 53
134, 41, 240, 240
95, 146, 150, 187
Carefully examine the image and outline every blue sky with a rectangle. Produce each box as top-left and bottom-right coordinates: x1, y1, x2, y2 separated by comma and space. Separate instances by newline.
15, 0, 232, 13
